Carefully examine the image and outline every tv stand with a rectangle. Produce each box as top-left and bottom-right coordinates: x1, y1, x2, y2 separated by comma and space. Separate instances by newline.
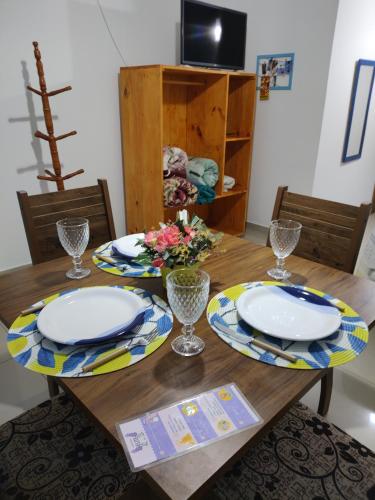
119, 65, 256, 236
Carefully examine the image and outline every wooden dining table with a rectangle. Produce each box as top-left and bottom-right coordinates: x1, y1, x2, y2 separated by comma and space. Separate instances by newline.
1, 234, 375, 500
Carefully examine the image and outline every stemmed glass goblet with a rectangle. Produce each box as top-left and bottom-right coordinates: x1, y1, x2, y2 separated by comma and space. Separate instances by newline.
267, 219, 302, 280
56, 217, 91, 280
166, 269, 210, 356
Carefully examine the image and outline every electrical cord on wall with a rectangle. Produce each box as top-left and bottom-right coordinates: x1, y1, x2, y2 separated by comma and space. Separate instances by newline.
97, 0, 127, 65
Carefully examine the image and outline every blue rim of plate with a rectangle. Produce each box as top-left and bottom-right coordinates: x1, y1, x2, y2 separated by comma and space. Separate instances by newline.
8, 286, 172, 377
207, 281, 369, 370
92, 242, 161, 278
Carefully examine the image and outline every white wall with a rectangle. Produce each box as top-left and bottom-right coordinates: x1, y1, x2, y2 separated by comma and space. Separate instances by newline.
245, 0, 338, 227
0, 0, 338, 270
312, 0, 375, 204
0, 0, 245, 271
1, 0, 131, 270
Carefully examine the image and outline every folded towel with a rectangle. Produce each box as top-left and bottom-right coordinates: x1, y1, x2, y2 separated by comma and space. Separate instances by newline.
163, 146, 188, 178
196, 185, 216, 205
186, 157, 219, 187
224, 175, 236, 191
163, 177, 198, 207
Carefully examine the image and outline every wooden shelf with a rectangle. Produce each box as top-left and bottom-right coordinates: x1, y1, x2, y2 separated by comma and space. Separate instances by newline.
225, 136, 251, 142
119, 65, 256, 235
218, 188, 247, 198
164, 79, 206, 87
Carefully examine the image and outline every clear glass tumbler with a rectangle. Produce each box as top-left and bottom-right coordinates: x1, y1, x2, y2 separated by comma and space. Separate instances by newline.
166, 269, 210, 356
56, 217, 91, 280
267, 219, 302, 280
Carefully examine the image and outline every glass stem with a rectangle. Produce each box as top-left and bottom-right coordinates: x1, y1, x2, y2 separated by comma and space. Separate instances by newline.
73, 255, 82, 274
276, 257, 285, 271
183, 324, 195, 339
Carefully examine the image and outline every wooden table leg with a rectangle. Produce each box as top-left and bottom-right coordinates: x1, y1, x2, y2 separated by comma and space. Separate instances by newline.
318, 368, 333, 416
47, 376, 59, 397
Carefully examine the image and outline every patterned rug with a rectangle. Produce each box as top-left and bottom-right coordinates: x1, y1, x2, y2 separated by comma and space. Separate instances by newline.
1, 396, 374, 499
0, 394, 137, 499
212, 402, 375, 500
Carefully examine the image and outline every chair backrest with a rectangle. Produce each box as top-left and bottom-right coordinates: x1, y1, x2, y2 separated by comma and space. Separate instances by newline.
268, 186, 371, 273
17, 178, 116, 264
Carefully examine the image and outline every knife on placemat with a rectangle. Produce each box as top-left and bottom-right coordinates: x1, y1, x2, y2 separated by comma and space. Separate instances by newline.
94, 254, 129, 270
213, 321, 297, 363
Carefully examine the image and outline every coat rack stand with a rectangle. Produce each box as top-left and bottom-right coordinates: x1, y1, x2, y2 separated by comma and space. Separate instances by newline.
27, 41, 84, 190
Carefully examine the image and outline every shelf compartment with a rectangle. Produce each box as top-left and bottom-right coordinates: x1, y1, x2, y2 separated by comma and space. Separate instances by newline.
163, 192, 247, 235
208, 194, 247, 235
162, 71, 227, 171
226, 75, 256, 138
224, 140, 252, 194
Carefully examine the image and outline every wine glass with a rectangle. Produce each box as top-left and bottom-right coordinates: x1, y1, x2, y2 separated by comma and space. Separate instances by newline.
56, 218, 91, 280
267, 219, 302, 280
166, 269, 210, 356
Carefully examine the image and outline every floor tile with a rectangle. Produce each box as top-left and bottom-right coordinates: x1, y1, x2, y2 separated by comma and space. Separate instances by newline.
301, 368, 375, 452
0, 358, 49, 425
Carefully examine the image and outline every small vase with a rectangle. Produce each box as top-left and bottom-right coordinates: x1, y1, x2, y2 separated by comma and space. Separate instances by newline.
161, 262, 200, 288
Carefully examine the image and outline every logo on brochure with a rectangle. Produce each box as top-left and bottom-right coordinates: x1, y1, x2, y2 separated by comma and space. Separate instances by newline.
181, 402, 198, 416
217, 388, 232, 401
125, 431, 149, 454
217, 419, 232, 431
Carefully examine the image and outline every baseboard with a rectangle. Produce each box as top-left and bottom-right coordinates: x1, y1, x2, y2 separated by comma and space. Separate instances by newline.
245, 222, 268, 233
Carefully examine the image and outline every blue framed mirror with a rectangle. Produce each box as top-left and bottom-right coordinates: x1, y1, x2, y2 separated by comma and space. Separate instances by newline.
342, 59, 375, 162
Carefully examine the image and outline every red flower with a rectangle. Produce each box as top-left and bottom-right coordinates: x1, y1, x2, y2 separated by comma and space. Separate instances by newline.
152, 257, 165, 268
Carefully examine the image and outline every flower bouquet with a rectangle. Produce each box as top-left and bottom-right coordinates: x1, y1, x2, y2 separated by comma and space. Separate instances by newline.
134, 210, 222, 285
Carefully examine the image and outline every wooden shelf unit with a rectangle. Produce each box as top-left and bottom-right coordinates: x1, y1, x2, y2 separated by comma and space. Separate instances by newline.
119, 65, 256, 235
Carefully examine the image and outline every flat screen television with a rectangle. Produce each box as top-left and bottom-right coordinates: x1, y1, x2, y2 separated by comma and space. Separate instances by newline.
181, 0, 247, 71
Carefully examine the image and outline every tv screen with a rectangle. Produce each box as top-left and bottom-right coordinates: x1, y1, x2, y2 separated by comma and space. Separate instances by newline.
181, 0, 247, 70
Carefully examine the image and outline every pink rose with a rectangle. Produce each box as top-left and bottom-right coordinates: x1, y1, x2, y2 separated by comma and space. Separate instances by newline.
152, 257, 165, 268
159, 225, 180, 248
184, 226, 196, 238
144, 231, 157, 247
155, 232, 168, 253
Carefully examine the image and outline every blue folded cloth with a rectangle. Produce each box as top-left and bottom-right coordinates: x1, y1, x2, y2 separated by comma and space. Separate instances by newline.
196, 184, 216, 205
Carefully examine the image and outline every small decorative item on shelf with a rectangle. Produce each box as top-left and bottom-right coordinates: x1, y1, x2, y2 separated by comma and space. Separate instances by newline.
134, 210, 223, 286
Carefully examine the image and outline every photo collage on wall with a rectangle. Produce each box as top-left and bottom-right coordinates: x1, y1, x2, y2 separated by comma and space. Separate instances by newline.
256, 53, 294, 100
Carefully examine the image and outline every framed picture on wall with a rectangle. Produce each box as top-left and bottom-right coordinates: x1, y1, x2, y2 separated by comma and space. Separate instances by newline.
256, 53, 295, 90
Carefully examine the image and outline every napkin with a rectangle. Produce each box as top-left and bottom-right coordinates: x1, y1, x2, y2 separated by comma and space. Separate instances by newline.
76, 309, 146, 345
112, 233, 145, 259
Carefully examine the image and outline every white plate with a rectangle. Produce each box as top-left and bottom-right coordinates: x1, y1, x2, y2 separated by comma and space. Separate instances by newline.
112, 233, 145, 258
37, 287, 146, 345
236, 285, 342, 341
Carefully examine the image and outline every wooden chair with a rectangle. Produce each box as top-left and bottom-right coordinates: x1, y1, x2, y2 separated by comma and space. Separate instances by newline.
268, 186, 372, 273
17, 178, 116, 264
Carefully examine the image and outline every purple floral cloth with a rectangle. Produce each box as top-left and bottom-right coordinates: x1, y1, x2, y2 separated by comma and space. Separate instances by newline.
163, 146, 188, 178
163, 177, 198, 207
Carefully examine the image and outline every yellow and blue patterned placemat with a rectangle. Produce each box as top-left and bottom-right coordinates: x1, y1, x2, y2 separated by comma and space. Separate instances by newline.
92, 242, 161, 278
207, 281, 369, 370
8, 286, 172, 377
